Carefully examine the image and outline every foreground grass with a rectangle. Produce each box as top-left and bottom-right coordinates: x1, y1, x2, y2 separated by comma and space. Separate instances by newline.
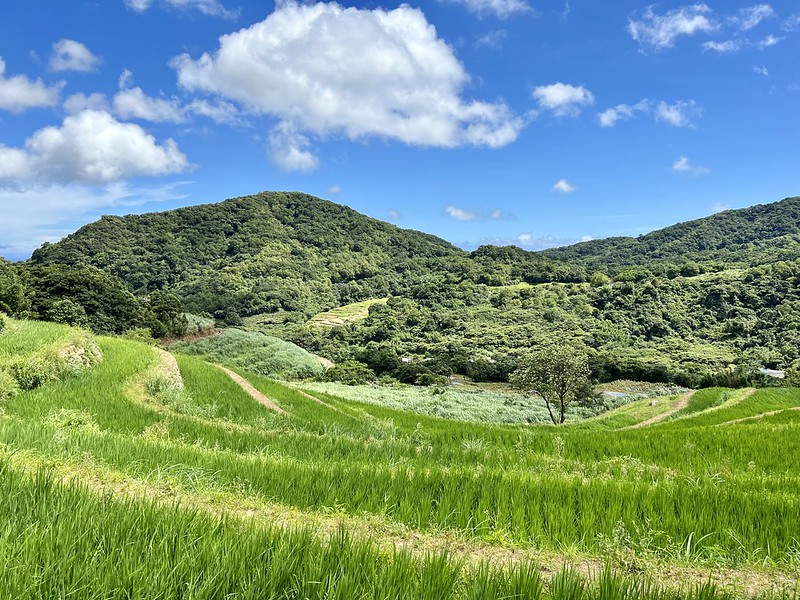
3, 319, 800, 598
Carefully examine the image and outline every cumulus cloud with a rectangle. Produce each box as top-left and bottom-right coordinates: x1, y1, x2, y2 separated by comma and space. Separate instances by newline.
655, 100, 701, 128
628, 4, 718, 51
268, 122, 319, 172
784, 14, 800, 31
552, 179, 576, 193
114, 87, 186, 123
124, 0, 238, 19
49, 39, 101, 73
0, 57, 62, 113
532, 82, 594, 117
443, 0, 533, 19
172, 1, 522, 170
732, 4, 775, 31
64, 92, 110, 114
0, 110, 189, 185
672, 155, 710, 176
597, 100, 650, 127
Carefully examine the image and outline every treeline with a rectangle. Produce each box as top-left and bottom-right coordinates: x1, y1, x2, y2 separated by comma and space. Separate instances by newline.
0, 259, 186, 338
542, 196, 800, 273
281, 259, 800, 388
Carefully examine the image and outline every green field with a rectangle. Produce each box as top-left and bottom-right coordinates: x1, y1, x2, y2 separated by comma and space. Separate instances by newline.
1, 318, 799, 599
308, 297, 390, 328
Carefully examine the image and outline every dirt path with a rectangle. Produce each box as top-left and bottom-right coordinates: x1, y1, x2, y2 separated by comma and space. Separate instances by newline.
217, 366, 289, 416
716, 406, 800, 427
293, 388, 345, 414
625, 390, 695, 429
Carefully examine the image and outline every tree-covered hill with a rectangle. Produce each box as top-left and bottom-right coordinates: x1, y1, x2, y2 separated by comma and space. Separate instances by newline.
541, 196, 800, 273
29, 191, 583, 321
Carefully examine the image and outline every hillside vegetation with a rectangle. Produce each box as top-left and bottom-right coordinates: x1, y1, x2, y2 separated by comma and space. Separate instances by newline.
542, 196, 800, 272
2, 192, 797, 390
1, 318, 799, 598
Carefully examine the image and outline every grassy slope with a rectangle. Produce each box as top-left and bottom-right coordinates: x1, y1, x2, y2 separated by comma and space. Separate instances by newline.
1, 319, 799, 598
308, 297, 389, 328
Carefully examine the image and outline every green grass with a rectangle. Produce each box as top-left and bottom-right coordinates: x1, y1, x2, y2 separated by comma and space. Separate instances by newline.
308, 297, 389, 327
169, 328, 323, 379
3, 318, 800, 598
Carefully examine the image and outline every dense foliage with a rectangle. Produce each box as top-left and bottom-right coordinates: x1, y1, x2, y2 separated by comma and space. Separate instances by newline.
18, 192, 800, 386
542, 196, 800, 273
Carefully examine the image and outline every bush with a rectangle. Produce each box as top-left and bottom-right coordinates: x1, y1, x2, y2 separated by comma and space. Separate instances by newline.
10, 354, 61, 390
122, 328, 158, 346
0, 370, 20, 400
0, 313, 6, 333
322, 360, 376, 385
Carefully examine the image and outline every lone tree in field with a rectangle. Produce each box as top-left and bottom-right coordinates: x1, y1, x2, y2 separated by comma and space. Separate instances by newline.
510, 347, 591, 425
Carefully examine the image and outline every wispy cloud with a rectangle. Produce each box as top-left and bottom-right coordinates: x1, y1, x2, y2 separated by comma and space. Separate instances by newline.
442, 0, 533, 19
445, 205, 506, 221
672, 155, 710, 176
628, 4, 718, 51
753, 64, 769, 76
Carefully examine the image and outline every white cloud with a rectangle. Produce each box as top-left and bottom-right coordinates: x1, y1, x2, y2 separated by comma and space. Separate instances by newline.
444, 0, 532, 19
784, 14, 800, 31
0, 181, 189, 259
0, 57, 62, 113
172, 1, 522, 170
185, 98, 244, 125
598, 98, 701, 128
754, 64, 769, 76
475, 30, 507, 49
552, 179, 576, 193
756, 34, 783, 48
732, 4, 775, 31
387, 209, 403, 220
580, 235, 594, 242
702, 40, 741, 53
125, 0, 238, 19
114, 86, 186, 122
327, 184, 342, 195
445, 205, 505, 221
268, 121, 318, 172
124, 0, 152, 11
64, 92, 110, 114
532, 82, 594, 117
597, 100, 649, 127
0, 110, 189, 185
628, 4, 718, 51
49, 39, 101, 73
446, 205, 483, 221
672, 155, 710, 176
711, 201, 730, 213
655, 100, 701, 128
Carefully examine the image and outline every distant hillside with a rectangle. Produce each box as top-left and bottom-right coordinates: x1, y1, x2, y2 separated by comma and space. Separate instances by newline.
31, 192, 468, 320
541, 196, 800, 273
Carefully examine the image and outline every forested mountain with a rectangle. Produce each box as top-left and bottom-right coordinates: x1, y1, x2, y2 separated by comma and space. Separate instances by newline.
30, 191, 583, 321
16, 191, 800, 386
541, 196, 800, 273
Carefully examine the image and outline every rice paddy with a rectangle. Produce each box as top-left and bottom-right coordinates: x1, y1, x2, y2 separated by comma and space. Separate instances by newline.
1, 317, 798, 599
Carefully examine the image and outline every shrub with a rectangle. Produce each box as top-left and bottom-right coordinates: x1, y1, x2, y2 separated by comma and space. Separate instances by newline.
122, 328, 158, 346
10, 354, 61, 390
322, 360, 376, 385
0, 370, 20, 400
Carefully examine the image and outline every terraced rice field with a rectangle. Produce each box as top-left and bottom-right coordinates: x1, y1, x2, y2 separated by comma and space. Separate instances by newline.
1, 317, 799, 599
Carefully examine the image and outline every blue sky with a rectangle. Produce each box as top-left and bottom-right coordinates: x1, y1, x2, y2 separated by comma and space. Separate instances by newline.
0, 0, 798, 260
